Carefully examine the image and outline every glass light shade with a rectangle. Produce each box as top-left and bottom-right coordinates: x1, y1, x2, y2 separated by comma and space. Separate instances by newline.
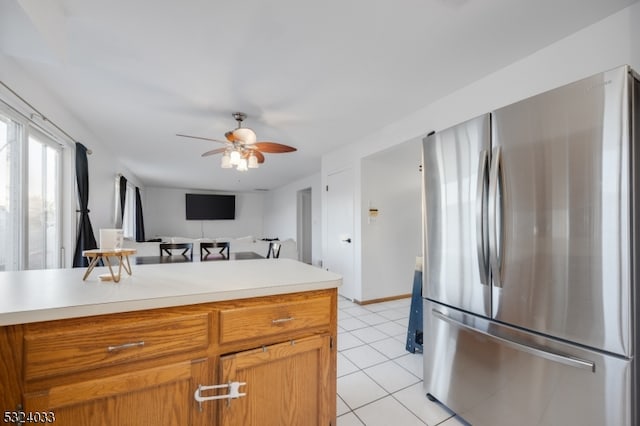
232, 127, 257, 145
220, 152, 232, 168
229, 149, 241, 165
237, 158, 248, 171
248, 153, 259, 168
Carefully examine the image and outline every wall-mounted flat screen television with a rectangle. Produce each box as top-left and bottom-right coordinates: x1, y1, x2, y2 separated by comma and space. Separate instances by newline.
185, 193, 235, 220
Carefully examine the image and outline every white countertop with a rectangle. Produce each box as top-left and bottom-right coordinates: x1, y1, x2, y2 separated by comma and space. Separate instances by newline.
0, 259, 342, 326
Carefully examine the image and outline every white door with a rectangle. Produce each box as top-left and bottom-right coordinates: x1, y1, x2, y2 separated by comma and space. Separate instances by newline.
326, 169, 355, 299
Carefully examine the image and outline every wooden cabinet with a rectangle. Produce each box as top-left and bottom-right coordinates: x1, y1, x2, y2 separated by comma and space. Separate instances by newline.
24, 359, 212, 426
218, 335, 333, 426
0, 288, 336, 426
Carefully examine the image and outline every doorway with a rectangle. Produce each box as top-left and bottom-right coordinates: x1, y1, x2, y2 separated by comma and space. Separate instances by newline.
296, 187, 312, 264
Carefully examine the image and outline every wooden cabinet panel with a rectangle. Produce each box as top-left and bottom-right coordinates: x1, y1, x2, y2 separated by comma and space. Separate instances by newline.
24, 311, 210, 380
218, 334, 335, 426
219, 295, 331, 344
0, 325, 22, 413
24, 359, 212, 426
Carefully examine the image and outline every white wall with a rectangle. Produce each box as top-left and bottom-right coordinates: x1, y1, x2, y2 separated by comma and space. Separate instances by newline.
262, 173, 322, 266
143, 187, 264, 239
323, 3, 640, 302
360, 139, 422, 301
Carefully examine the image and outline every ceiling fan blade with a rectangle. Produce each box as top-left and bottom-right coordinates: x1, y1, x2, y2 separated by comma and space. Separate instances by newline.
252, 142, 297, 153
254, 150, 265, 163
201, 147, 227, 157
177, 134, 227, 144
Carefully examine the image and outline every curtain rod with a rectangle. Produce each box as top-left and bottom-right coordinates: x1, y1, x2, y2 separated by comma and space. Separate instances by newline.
0, 80, 92, 154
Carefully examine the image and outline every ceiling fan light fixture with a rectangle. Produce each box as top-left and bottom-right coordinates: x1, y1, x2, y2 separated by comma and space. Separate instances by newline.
229, 149, 241, 165
179, 111, 296, 173
220, 152, 232, 168
248, 153, 259, 168
233, 127, 257, 145
237, 158, 248, 171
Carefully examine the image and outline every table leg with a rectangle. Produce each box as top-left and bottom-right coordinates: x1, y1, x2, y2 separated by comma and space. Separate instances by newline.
103, 256, 122, 283
122, 255, 132, 275
82, 256, 101, 281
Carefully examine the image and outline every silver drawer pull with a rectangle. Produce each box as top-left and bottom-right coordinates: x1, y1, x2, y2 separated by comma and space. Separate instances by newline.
107, 341, 145, 352
272, 317, 295, 324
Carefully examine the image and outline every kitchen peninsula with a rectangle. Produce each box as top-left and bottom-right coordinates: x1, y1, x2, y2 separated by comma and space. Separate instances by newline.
0, 259, 341, 426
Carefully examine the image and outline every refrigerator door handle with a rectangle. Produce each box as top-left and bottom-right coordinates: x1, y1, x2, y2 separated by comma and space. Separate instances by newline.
475, 149, 490, 286
431, 309, 596, 372
488, 146, 503, 287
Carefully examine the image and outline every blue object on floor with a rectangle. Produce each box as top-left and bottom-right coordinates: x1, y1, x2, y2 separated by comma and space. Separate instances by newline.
405, 263, 423, 353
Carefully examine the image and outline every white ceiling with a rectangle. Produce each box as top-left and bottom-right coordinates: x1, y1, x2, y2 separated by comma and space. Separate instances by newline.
1, 0, 637, 191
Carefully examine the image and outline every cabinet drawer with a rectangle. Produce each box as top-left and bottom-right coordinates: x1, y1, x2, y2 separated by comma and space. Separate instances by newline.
24, 311, 210, 380
219, 296, 331, 344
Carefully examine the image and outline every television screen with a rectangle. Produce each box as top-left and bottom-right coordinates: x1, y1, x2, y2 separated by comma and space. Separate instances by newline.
185, 193, 235, 220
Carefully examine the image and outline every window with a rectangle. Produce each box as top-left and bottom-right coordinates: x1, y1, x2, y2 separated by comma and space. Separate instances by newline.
0, 113, 22, 271
115, 176, 142, 241
0, 108, 65, 271
121, 181, 136, 240
28, 129, 62, 269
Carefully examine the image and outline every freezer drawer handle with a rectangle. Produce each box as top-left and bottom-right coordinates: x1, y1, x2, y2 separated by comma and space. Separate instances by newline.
431, 309, 595, 372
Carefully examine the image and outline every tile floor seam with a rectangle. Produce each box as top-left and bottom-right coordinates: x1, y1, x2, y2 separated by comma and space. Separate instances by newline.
337, 296, 464, 426
389, 390, 450, 426
361, 368, 422, 395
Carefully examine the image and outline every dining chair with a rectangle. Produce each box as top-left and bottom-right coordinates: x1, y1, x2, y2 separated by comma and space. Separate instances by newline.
266, 241, 281, 259
159, 242, 193, 261
200, 241, 230, 261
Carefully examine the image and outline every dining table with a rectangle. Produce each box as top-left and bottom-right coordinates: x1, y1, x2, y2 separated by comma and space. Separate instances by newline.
135, 251, 265, 265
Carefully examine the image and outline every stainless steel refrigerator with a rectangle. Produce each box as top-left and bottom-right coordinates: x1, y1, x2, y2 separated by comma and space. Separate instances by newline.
422, 65, 639, 425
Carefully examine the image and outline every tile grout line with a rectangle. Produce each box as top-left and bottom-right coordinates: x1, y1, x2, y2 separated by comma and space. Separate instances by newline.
338, 297, 456, 426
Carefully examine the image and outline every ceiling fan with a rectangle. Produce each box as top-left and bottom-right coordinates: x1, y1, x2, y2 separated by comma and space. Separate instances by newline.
176, 112, 297, 171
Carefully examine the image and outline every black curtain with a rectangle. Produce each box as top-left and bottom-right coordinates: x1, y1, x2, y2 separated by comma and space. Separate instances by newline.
119, 175, 127, 223
135, 187, 146, 242
72, 143, 98, 267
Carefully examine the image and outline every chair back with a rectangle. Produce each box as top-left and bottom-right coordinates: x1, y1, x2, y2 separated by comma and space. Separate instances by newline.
266, 241, 281, 259
200, 241, 230, 261
159, 242, 193, 260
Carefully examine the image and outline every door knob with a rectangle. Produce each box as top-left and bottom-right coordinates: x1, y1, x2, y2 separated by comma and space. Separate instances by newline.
341, 238, 352, 243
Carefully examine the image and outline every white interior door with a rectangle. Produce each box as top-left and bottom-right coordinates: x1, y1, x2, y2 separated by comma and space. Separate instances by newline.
326, 169, 355, 299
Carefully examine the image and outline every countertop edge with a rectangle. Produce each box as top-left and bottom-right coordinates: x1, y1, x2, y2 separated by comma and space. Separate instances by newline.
0, 279, 341, 326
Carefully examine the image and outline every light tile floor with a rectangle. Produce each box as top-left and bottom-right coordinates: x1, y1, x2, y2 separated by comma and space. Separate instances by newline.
337, 296, 468, 426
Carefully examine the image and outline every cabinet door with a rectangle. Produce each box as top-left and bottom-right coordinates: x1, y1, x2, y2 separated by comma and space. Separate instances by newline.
23, 359, 212, 426
219, 334, 335, 426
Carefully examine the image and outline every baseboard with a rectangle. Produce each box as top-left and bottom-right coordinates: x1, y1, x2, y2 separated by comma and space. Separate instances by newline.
354, 293, 411, 305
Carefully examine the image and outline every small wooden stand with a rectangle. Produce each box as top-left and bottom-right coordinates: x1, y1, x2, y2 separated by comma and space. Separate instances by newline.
82, 248, 136, 283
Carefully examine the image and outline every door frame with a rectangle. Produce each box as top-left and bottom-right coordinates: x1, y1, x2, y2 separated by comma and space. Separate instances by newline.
296, 187, 312, 264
